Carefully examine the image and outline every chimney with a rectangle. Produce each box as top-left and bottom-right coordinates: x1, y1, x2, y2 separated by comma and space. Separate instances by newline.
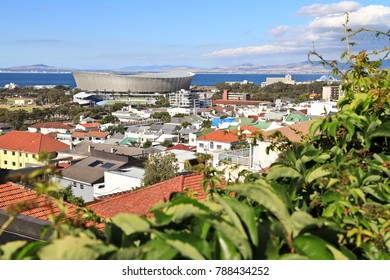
223, 89, 228, 100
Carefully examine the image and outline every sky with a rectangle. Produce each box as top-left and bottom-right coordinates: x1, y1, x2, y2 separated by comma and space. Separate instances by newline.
1, 0, 389, 69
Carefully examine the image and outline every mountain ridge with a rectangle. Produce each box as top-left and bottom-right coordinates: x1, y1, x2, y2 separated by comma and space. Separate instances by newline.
1, 60, 389, 74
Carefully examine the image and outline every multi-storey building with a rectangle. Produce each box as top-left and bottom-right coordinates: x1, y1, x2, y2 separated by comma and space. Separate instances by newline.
0, 131, 69, 170
168, 89, 200, 108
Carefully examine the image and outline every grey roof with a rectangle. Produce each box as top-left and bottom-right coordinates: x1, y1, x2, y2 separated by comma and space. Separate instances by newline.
62, 141, 145, 157
61, 156, 128, 185
107, 166, 145, 180
180, 127, 200, 135
103, 133, 125, 145
126, 125, 147, 133
161, 123, 180, 134
170, 117, 186, 124
149, 124, 163, 132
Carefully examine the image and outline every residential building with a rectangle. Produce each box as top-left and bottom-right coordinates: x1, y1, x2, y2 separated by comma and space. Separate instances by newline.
0, 131, 69, 170
87, 173, 225, 218
0, 182, 101, 243
262, 74, 295, 87
168, 89, 200, 108
57, 149, 144, 202
322, 85, 343, 101
28, 122, 73, 134
196, 129, 240, 153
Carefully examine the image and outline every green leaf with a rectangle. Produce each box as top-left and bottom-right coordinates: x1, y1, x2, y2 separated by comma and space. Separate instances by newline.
369, 119, 390, 138
321, 191, 342, 205
210, 219, 252, 259
228, 181, 291, 233
325, 244, 349, 260
165, 202, 208, 223
322, 203, 337, 217
293, 235, 334, 260
111, 213, 150, 236
306, 166, 332, 184
37, 236, 102, 260
154, 231, 206, 260
309, 118, 323, 136
216, 231, 241, 260
0, 241, 27, 260
142, 238, 178, 260
267, 165, 302, 181
217, 196, 258, 246
291, 211, 317, 238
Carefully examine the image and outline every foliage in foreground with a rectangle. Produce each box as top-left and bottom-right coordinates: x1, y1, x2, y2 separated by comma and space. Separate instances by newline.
0, 25, 389, 260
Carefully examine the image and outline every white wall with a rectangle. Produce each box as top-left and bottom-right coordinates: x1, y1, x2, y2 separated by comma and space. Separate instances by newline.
252, 142, 280, 171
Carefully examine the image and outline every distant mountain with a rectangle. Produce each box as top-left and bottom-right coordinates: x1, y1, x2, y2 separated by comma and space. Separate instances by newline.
0, 64, 74, 73
1, 59, 389, 74
119, 65, 199, 71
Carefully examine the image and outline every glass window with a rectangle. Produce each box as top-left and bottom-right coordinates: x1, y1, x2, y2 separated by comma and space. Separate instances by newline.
4, 160, 7, 165
3, 150, 6, 155
12, 162, 16, 166
12, 151, 15, 156
199, 143, 204, 148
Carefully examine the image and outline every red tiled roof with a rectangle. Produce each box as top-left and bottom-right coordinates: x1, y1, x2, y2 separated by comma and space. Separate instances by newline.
0, 182, 100, 228
0, 131, 69, 153
72, 131, 86, 138
262, 120, 313, 143
213, 100, 272, 106
197, 129, 240, 143
85, 131, 109, 138
29, 122, 72, 130
231, 125, 260, 135
165, 143, 196, 152
87, 173, 226, 218
80, 122, 101, 128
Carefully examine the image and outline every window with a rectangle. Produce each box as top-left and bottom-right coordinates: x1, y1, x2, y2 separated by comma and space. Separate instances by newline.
19, 153, 22, 156
4, 160, 7, 165
12, 162, 16, 166
88, 160, 102, 167
217, 145, 222, 150
101, 162, 115, 168
80, 184, 84, 189
12, 151, 15, 156
3, 150, 6, 155
19, 163, 22, 167
199, 143, 204, 148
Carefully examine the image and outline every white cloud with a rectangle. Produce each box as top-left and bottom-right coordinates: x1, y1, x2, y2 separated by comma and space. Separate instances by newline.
299, 1, 361, 16
207, 3, 390, 60
267, 26, 290, 37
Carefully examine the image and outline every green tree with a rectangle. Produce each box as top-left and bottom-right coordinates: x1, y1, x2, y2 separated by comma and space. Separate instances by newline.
142, 152, 179, 187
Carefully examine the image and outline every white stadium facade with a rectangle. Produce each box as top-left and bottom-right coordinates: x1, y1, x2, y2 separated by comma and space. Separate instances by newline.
72, 71, 195, 93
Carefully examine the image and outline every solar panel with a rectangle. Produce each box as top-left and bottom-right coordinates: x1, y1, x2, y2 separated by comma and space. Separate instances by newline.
88, 160, 101, 167
101, 162, 115, 168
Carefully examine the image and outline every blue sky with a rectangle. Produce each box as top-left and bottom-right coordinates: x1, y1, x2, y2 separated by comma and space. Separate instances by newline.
1, 0, 389, 69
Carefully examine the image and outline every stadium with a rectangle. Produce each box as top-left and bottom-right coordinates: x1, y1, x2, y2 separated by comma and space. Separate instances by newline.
72, 71, 194, 93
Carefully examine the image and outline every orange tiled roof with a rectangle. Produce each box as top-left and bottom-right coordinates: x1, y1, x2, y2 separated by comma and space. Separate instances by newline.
87, 173, 226, 218
262, 120, 313, 143
85, 131, 109, 138
165, 143, 196, 152
0, 182, 81, 225
80, 122, 101, 128
29, 122, 72, 130
197, 129, 240, 143
72, 131, 86, 138
0, 131, 69, 153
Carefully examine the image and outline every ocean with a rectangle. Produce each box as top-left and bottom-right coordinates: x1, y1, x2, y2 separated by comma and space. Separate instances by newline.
0, 72, 324, 88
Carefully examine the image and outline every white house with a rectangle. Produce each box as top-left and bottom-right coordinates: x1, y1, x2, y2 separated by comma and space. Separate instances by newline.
196, 129, 240, 153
